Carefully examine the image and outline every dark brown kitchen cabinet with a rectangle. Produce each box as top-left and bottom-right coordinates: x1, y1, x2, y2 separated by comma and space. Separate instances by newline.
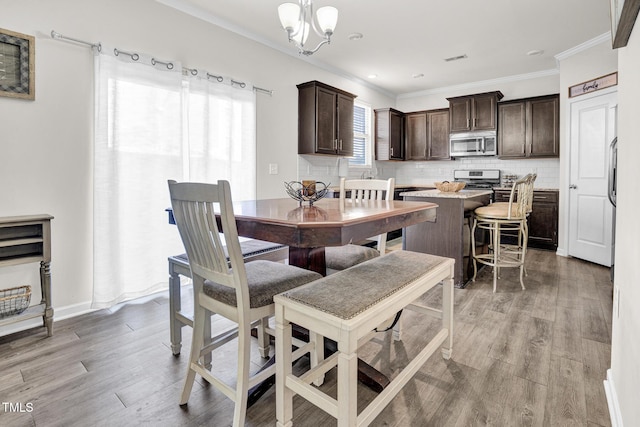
427, 108, 450, 160
447, 91, 503, 133
498, 94, 559, 159
297, 81, 356, 156
405, 109, 450, 160
493, 189, 558, 249
375, 108, 404, 160
405, 111, 427, 160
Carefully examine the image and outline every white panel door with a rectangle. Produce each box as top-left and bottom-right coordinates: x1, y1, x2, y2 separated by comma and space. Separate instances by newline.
568, 90, 617, 266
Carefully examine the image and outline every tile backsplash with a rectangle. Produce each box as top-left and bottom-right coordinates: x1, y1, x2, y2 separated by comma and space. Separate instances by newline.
298, 155, 559, 189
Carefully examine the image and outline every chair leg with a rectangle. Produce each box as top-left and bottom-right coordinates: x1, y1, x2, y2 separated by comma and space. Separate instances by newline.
180, 301, 205, 405
471, 218, 479, 282
232, 323, 251, 427
309, 331, 325, 386
519, 221, 528, 291
201, 309, 213, 371
276, 313, 294, 427
492, 222, 500, 293
257, 316, 270, 359
169, 263, 182, 356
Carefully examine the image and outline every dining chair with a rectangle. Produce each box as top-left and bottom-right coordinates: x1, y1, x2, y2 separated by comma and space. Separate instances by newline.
325, 177, 395, 274
471, 173, 537, 292
168, 180, 322, 426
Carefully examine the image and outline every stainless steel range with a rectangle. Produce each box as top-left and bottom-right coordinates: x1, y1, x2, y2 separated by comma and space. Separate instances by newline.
453, 169, 501, 189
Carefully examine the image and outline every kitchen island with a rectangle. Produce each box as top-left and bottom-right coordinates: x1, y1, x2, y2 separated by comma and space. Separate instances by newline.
401, 189, 492, 288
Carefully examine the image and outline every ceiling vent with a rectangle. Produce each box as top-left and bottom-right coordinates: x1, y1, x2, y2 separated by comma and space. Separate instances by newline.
444, 54, 468, 62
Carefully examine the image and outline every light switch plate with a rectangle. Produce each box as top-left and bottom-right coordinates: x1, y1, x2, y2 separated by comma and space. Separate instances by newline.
269, 163, 278, 175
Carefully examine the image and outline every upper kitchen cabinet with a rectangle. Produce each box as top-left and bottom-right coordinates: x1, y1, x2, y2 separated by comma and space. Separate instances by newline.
375, 108, 404, 160
405, 109, 450, 161
427, 109, 450, 160
447, 91, 504, 133
405, 111, 427, 160
297, 81, 356, 156
498, 94, 559, 159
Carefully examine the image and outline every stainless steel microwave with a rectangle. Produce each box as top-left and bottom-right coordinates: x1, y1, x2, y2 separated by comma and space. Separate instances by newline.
450, 131, 497, 157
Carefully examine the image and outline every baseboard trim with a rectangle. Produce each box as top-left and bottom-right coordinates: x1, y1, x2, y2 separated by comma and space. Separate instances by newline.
604, 368, 624, 427
0, 301, 95, 337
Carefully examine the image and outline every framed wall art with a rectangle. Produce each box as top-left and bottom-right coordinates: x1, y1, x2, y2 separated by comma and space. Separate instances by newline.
0, 28, 35, 100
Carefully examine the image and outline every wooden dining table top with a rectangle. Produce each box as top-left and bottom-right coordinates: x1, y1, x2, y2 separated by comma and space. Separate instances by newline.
228, 197, 438, 248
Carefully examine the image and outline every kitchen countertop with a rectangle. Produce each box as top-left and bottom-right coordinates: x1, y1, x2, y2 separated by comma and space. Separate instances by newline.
493, 187, 559, 192
400, 189, 494, 199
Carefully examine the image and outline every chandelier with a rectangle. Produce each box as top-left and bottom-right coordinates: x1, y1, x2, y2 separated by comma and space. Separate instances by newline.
278, 0, 338, 56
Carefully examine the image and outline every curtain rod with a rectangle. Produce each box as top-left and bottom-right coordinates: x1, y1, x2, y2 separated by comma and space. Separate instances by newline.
50, 30, 273, 96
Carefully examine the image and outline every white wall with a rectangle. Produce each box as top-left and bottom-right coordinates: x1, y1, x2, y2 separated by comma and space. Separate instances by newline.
0, 0, 394, 327
610, 25, 640, 426
557, 41, 618, 256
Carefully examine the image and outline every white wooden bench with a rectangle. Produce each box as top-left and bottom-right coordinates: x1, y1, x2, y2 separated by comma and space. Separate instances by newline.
274, 250, 455, 427
168, 240, 288, 356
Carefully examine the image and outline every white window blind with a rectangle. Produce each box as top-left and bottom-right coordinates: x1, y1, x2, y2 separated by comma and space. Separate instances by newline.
350, 101, 371, 166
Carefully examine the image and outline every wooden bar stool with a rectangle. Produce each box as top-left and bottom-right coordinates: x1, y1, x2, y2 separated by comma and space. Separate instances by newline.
471, 173, 536, 292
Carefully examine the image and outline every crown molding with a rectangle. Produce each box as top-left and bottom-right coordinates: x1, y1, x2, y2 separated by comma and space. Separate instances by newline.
554, 32, 612, 62
397, 68, 560, 99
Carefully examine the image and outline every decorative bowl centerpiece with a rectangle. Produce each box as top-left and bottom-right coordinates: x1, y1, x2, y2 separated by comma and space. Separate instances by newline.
435, 181, 466, 192
284, 180, 330, 206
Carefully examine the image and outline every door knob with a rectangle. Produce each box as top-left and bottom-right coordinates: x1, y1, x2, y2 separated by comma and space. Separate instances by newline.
569, 184, 577, 189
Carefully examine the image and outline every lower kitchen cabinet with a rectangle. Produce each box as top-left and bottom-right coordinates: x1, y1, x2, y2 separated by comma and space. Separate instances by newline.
493, 189, 558, 250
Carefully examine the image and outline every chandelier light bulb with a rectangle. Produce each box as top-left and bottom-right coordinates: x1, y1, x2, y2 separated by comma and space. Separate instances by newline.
277, 0, 338, 56
316, 6, 338, 34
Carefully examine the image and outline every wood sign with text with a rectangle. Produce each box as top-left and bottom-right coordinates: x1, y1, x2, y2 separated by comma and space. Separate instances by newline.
569, 72, 618, 98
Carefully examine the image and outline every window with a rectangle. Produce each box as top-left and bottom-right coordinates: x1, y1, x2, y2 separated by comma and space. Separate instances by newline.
350, 101, 372, 166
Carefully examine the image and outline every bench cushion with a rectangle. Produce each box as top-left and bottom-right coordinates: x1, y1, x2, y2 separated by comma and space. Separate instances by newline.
278, 251, 450, 320
172, 239, 286, 266
204, 261, 322, 309
325, 244, 380, 271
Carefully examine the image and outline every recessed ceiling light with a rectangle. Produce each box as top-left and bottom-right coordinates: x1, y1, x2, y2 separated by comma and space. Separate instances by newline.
444, 54, 468, 62
368, 74, 377, 79
526, 49, 544, 56
412, 73, 424, 79
348, 33, 363, 41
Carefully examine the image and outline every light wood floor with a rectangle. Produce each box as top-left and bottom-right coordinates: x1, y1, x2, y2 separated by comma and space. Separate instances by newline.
0, 249, 612, 426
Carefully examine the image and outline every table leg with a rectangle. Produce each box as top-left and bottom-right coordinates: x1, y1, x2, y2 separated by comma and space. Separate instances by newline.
288, 247, 326, 276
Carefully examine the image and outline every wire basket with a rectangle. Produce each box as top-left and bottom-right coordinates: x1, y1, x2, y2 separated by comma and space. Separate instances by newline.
0, 285, 32, 318
435, 181, 466, 192
284, 181, 330, 206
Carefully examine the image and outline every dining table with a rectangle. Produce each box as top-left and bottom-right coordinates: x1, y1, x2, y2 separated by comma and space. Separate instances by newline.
166, 196, 439, 403
208, 197, 438, 276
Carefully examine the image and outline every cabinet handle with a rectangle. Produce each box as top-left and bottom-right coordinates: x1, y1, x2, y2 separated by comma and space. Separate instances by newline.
334, 139, 338, 150
390, 147, 394, 156
474, 118, 477, 127
535, 196, 547, 200
339, 139, 343, 150
467, 119, 470, 128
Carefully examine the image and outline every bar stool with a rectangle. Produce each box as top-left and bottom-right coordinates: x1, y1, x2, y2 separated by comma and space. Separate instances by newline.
471, 173, 536, 292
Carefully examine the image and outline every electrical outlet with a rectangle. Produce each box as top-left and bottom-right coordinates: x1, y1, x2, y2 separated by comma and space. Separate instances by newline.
269, 163, 278, 175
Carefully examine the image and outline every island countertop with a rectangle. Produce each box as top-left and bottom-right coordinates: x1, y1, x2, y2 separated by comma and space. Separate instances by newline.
400, 189, 493, 199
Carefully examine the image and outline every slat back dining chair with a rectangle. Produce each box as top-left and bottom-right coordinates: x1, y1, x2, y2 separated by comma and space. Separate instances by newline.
168, 180, 321, 426
325, 177, 395, 274
471, 173, 537, 292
